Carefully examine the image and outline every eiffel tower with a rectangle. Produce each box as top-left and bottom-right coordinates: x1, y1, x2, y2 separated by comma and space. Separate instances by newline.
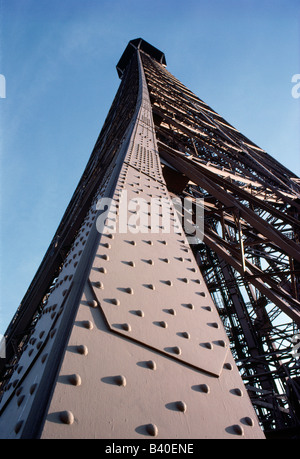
0, 38, 299, 439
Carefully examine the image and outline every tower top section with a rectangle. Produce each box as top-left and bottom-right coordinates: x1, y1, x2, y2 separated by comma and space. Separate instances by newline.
116, 38, 166, 78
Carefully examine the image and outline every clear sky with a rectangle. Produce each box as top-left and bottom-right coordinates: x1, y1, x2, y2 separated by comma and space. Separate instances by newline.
0, 0, 299, 335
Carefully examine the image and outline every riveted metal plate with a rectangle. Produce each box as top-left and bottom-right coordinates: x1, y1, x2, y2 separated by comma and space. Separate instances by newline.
90, 95, 229, 377
0, 45, 265, 441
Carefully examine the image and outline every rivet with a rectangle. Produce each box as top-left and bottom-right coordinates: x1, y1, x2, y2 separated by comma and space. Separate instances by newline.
233, 424, 244, 436
41, 353, 48, 363
165, 280, 172, 286
217, 340, 226, 347
122, 323, 131, 331
160, 321, 168, 328
83, 320, 93, 330
111, 298, 120, 305
148, 284, 155, 290
136, 310, 144, 317
15, 386, 23, 396
50, 329, 56, 338
77, 345, 88, 355
99, 267, 107, 273
162, 258, 170, 263
17, 395, 25, 406
173, 346, 181, 355
146, 423, 158, 437
128, 261, 135, 267
176, 401, 187, 413
115, 375, 126, 386
69, 374, 82, 386
209, 322, 219, 329
147, 259, 154, 265
182, 331, 190, 339
168, 308, 176, 315
181, 278, 189, 283
232, 388, 243, 397
60, 410, 74, 425
30, 383, 38, 395
147, 360, 156, 370
88, 300, 98, 308
203, 342, 213, 349
14, 420, 24, 434
202, 306, 212, 311
244, 416, 254, 426
198, 292, 207, 297
224, 362, 233, 370
94, 281, 104, 289
199, 384, 210, 394
125, 287, 134, 294
187, 303, 194, 310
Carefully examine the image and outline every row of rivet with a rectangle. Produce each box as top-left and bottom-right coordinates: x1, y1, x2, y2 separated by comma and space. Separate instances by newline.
96, 284, 206, 300
99, 237, 191, 253
9, 346, 51, 434
80, 296, 231, 372
94, 280, 202, 291
89, 288, 214, 330
58, 179, 111, 277
3, 180, 112, 430
89, 271, 217, 351
56, 348, 251, 436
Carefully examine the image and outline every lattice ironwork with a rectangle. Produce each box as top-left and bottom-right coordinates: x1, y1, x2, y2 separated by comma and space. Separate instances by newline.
139, 49, 300, 436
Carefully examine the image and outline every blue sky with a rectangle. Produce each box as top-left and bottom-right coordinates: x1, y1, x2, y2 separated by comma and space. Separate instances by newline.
0, 0, 299, 334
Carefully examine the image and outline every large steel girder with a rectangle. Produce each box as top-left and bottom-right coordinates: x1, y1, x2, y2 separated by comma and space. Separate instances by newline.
0, 44, 265, 440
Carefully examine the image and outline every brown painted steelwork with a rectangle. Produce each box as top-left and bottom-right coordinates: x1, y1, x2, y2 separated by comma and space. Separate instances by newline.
0, 38, 298, 438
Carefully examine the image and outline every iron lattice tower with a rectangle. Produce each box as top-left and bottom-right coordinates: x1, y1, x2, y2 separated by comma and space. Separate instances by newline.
0, 39, 299, 439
